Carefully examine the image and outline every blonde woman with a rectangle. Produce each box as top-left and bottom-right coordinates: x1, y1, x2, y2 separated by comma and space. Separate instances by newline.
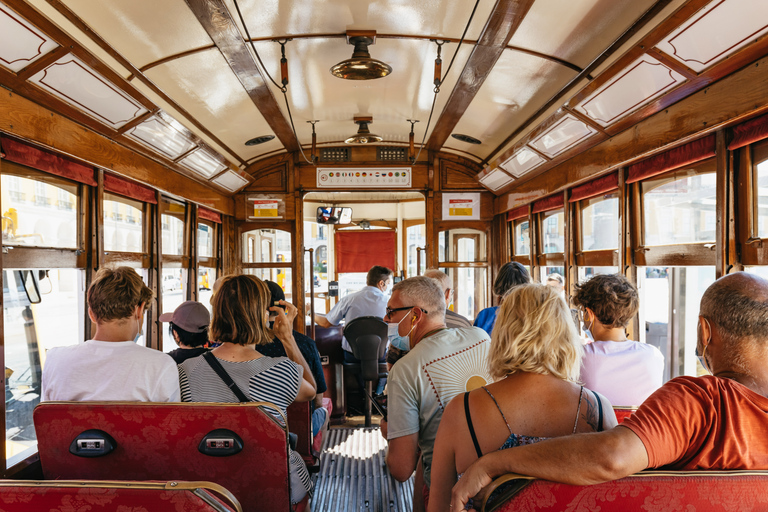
428, 284, 616, 512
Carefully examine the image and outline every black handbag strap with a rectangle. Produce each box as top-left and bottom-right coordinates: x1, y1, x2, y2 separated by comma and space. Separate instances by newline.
203, 351, 250, 402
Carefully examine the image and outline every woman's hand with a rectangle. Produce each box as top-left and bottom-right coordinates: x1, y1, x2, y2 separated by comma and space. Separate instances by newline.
450, 458, 494, 512
270, 300, 298, 343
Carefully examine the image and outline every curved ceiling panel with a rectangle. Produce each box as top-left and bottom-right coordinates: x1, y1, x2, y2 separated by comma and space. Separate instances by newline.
445, 49, 578, 159
224, 0, 496, 41
508, 0, 657, 68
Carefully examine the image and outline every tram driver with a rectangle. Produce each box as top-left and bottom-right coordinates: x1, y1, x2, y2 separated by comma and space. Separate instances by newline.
451, 272, 768, 510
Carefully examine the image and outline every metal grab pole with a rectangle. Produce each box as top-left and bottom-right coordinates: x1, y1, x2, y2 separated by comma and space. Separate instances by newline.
416, 247, 425, 276
306, 248, 316, 339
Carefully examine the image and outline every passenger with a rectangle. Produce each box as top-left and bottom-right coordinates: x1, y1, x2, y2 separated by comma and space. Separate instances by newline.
382, 276, 492, 509
428, 284, 615, 512
41, 266, 180, 402
314, 265, 392, 391
259, 280, 329, 436
574, 274, 664, 406
545, 272, 565, 297
159, 301, 211, 364
387, 269, 471, 369
451, 272, 768, 510
177, 274, 316, 505
473, 262, 530, 335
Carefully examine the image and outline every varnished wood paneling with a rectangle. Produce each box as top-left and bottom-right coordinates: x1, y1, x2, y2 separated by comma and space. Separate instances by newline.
245, 162, 287, 192
0, 91, 234, 215
439, 158, 484, 190
496, 53, 768, 213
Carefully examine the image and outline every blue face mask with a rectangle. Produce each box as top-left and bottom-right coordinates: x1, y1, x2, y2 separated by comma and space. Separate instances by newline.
134, 315, 144, 344
387, 311, 413, 351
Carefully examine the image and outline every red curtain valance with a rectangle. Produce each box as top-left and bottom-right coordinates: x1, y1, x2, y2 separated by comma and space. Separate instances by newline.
104, 173, 157, 204
531, 194, 564, 214
569, 172, 619, 203
626, 134, 716, 184
0, 137, 97, 186
198, 207, 222, 223
335, 231, 396, 274
728, 112, 768, 150
506, 205, 529, 222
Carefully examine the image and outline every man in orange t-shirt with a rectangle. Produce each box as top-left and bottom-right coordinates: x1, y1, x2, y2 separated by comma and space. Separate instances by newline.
451, 272, 768, 511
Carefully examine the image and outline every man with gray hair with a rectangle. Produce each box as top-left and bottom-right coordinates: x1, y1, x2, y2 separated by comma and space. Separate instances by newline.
452, 272, 768, 510
381, 276, 491, 508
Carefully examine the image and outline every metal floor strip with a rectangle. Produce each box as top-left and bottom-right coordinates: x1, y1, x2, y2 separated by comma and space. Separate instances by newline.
310, 427, 414, 512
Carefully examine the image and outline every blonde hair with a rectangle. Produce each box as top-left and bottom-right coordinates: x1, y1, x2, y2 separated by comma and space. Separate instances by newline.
488, 283, 583, 381
209, 274, 274, 346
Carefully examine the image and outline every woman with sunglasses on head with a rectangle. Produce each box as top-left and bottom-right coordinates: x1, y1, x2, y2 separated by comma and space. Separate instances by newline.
429, 284, 616, 512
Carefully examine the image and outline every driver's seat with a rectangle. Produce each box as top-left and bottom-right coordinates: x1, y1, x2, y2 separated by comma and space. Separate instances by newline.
343, 316, 388, 427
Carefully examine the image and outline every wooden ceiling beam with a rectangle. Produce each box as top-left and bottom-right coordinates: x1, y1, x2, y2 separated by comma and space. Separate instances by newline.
426, 0, 536, 152
184, 0, 300, 153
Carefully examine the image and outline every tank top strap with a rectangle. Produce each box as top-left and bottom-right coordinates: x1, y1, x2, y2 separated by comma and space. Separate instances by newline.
572, 386, 584, 434
481, 386, 514, 437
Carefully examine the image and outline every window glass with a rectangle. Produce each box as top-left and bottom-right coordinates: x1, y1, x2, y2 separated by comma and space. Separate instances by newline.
242, 229, 292, 263
198, 223, 213, 258
754, 145, 768, 238
161, 215, 184, 255
637, 266, 715, 382
643, 168, 716, 246
406, 224, 426, 277
578, 266, 619, 282
514, 220, 529, 256
581, 193, 619, 251
438, 229, 487, 262
244, 268, 293, 303
4, 268, 84, 467
1, 175, 77, 249
440, 267, 487, 321
541, 209, 565, 254
198, 268, 216, 313
303, 222, 328, 293
104, 193, 143, 253
161, 267, 185, 352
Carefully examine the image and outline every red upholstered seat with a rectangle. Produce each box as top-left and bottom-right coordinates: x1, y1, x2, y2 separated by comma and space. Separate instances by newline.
485, 471, 768, 512
313, 398, 333, 455
0, 480, 241, 511
612, 406, 637, 424
287, 397, 334, 469
33, 402, 303, 512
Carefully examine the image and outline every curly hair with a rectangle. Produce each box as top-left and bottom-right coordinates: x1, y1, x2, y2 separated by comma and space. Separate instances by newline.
488, 283, 583, 381
572, 273, 638, 329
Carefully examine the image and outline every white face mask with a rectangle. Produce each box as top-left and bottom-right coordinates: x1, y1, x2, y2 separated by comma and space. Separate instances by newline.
134, 312, 144, 344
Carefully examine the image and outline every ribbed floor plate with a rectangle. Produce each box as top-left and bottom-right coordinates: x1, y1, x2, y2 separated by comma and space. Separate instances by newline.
311, 428, 414, 512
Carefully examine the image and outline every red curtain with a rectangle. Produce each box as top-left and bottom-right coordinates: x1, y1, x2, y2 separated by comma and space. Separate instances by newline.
335, 231, 396, 274
198, 207, 222, 223
506, 205, 528, 221
0, 137, 97, 186
728, 112, 768, 150
104, 173, 157, 204
531, 194, 564, 214
569, 172, 619, 202
626, 134, 716, 184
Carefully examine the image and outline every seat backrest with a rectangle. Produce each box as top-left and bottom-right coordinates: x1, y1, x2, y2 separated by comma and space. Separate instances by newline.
34, 402, 291, 512
613, 406, 637, 424
0, 480, 241, 512
343, 316, 388, 381
484, 471, 768, 512
287, 400, 313, 465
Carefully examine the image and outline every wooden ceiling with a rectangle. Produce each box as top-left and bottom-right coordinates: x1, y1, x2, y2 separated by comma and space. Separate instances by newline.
0, 0, 767, 197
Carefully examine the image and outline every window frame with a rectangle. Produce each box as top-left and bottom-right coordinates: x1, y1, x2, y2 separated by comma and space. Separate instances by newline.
574, 191, 620, 268
738, 139, 768, 265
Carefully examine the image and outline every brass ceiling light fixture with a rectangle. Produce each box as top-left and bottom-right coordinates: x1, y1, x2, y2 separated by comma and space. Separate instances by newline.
330, 31, 392, 80
345, 117, 383, 144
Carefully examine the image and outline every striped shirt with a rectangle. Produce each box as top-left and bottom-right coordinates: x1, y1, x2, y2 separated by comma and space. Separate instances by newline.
177, 354, 312, 503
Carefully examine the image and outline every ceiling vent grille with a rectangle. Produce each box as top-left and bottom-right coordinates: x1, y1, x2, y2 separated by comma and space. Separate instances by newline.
377, 147, 407, 161
319, 147, 350, 162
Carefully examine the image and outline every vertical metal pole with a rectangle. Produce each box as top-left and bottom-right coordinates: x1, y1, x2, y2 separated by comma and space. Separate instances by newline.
306, 248, 316, 340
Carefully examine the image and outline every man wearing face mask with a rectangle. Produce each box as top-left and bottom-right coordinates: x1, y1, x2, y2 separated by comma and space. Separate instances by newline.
451, 272, 768, 511
41, 267, 180, 402
381, 276, 491, 508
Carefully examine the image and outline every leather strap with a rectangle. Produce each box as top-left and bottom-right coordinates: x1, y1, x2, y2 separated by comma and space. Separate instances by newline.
464, 392, 483, 459
203, 352, 250, 402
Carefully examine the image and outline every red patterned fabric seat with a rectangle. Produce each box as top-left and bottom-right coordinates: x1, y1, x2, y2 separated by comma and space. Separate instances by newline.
612, 406, 637, 424
0, 479, 241, 511
485, 470, 768, 512
34, 401, 304, 512
287, 397, 333, 470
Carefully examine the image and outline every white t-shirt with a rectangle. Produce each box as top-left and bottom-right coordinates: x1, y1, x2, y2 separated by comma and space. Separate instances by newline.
41, 340, 181, 402
387, 327, 492, 487
579, 340, 664, 407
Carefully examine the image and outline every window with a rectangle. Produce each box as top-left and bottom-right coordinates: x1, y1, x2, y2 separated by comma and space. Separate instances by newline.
438, 229, 487, 263
406, 223, 426, 277
541, 209, 565, 254
161, 267, 186, 352
1, 175, 78, 249
577, 266, 619, 281
4, 269, 84, 467
198, 223, 213, 258
753, 143, 768, 238
514, 220, 530, 256
161, 200, 186, 256
581, 193, 619, 251
642, 163, 716, 246
103, 193, 143, 253
242, 228, 293, 303
438, 227, 489, 319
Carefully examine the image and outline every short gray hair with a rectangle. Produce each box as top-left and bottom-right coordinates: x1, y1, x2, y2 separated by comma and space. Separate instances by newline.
423, 269, 450, 292
700, 272, 768, 349
392, 276, 446, 321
